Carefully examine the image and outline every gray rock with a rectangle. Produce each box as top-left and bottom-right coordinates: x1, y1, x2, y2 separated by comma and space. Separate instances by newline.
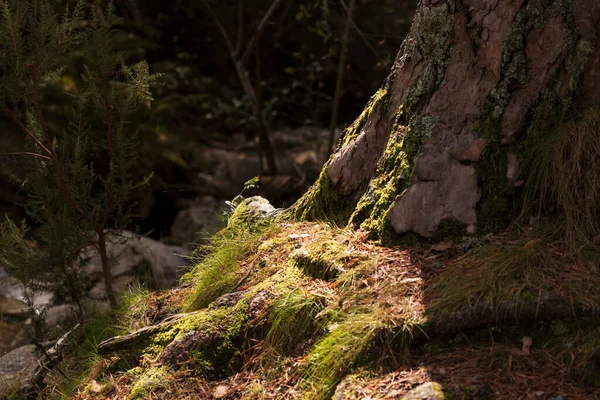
402, 382, 446, 400
0, 344, 37, 398
211, 292, 245, 308
238, 196, 281, 221
0, 267, 55, 309
170, 196, 224, 247
45, 304, 78, 327
0, 295, 28, 320
82, 231, 190, 289
88, 275, 136, 300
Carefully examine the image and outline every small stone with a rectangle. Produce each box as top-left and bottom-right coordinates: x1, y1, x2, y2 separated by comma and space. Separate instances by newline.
213, 385, 230, 398
467, 224, 477, 235
402, 382, 446, 400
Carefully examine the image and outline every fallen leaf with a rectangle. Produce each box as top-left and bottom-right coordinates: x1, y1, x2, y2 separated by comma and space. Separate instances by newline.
534, 390, 545, 397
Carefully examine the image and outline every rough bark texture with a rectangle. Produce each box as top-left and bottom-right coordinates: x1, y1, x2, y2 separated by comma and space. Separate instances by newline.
294, 0, 600, 239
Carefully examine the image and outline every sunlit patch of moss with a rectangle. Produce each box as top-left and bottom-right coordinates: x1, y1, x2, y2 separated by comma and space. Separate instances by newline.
129, 366, 169, 399
181, 202, 276, 311
300, 313, 383, 399
265, 290, 325, 355
349, 120, 415, 241
338, 86, 392, 148
289, 239, 348, 280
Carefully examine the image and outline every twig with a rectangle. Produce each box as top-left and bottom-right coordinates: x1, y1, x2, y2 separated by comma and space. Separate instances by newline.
241, 0, 284, 66
235, 0, 244, 57
201, 0, 236, 58
4, 106, 52, 155
1, 152, 51, 160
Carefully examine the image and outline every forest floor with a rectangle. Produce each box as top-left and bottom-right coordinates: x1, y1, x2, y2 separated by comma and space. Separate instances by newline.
42, 204, 600, 400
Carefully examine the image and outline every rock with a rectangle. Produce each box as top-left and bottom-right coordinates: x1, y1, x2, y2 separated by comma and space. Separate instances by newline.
0, 344, 37, 399
0, 267, 55, 309
248, 291, 271, 318
82, 231, 190, 289
402, 382, 446, 400
237, 196, 281, 221
332, 375, 360, 400
213, 384, 230, 398
158, 329, 221, 367
170, 196, 224, 247
88, 275, 136, 300
45, 304, 78, 327
0, 320, 25, 356
211, 292, 245, 309
0, 295, 28, 320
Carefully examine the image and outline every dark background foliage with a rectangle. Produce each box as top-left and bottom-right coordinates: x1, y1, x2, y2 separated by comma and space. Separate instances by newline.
1, 0, 418, 238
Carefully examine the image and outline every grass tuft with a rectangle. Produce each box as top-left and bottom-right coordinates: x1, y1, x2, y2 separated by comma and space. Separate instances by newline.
181, 204, 274, 311
427, 237, 600, 319
301, 313, 382, 399
265, 290, 325, 355
522, 107, 600, 255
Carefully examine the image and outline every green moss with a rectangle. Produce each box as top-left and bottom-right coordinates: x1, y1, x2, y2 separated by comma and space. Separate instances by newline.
300, 314, 383, 399
181, 203, 274, 311
350, 106, 445, 242
289, 165, 359, 227
289, 239, 348, 280
339, 86, 392, 148
129, 366, 169, 399
265, 290, 324, 355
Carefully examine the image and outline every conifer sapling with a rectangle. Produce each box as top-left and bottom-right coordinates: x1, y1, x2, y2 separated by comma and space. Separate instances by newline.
0, 0, 160, 310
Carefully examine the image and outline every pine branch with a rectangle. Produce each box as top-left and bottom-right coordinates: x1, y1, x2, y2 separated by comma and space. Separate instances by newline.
4, 106, 52, 155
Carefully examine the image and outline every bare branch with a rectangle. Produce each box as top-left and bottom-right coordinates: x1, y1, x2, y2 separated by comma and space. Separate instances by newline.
235, 0, 244, 57
241, 0, 284, 66
202, 0, 237, 58
1, 151, 52, 160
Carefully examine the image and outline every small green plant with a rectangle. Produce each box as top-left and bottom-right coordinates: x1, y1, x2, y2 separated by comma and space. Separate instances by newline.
0, 0, 160, 310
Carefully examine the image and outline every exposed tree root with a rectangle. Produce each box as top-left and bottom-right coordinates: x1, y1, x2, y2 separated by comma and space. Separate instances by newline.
424, 292, 598, 338
97, 312, 200, 354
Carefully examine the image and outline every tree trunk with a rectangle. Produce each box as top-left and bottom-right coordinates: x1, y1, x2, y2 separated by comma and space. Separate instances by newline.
293, 0, 600, 240
97, 228, 117, 308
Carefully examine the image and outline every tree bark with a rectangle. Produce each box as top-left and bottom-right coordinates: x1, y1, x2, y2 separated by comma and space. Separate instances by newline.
293, 0, 600, 240
97, 228, 117, 309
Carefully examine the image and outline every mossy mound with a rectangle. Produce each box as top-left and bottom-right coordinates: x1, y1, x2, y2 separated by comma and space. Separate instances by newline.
40, 206, 600, 400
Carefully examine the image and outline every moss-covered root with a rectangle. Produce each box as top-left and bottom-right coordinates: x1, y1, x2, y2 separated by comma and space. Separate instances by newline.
300, 314, 382, 399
